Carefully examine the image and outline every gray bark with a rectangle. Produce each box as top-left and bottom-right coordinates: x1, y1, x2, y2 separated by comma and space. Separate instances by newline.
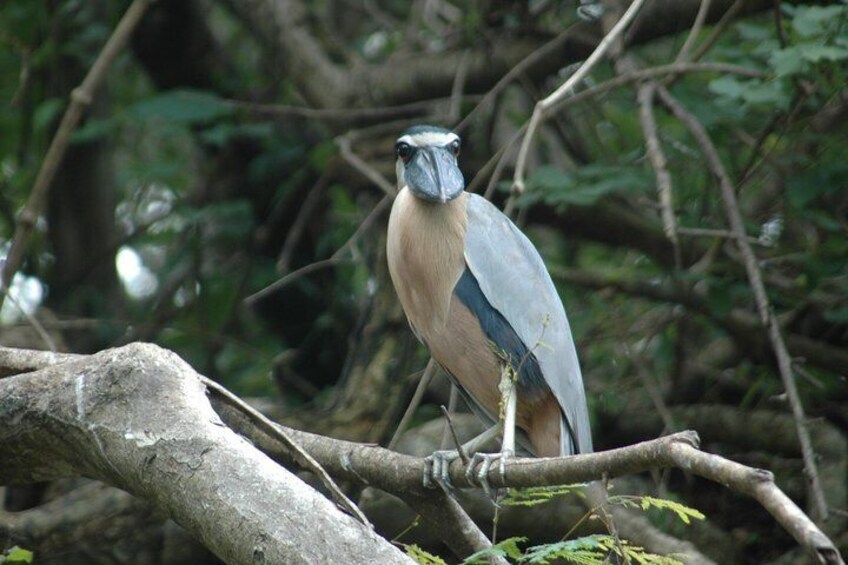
0, 343, 411, 565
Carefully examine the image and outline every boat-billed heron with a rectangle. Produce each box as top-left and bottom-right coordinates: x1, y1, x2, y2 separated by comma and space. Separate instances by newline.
387, 125, 593, 490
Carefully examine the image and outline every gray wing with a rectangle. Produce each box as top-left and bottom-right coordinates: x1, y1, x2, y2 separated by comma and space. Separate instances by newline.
464, 193, 593, 454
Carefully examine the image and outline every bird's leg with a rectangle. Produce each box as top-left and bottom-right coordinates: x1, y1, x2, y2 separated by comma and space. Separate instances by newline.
424, 424, 499, 491
466, 365, 517, 500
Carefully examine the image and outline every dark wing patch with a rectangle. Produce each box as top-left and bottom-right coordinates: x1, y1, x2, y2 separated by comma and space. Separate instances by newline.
453, 268, 549, 398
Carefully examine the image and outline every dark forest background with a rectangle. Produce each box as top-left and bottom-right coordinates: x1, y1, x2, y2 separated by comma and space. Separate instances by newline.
0, 0, 846, 563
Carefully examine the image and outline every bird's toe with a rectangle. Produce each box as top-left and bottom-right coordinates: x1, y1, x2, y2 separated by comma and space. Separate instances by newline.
423, 450, 460, 492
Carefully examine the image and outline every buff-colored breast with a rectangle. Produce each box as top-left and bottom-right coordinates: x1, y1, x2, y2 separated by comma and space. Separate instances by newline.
387, 187, 561, 457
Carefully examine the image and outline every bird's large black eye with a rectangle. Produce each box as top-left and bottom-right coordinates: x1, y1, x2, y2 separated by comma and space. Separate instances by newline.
449, 139, 461, 157
396, 142, 413, 162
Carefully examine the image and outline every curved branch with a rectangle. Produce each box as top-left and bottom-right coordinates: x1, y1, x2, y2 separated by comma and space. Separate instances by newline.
0, 345, 842, 564
0, 344, 411, 565
223, 0, 779, 109
656, 85, 828, 521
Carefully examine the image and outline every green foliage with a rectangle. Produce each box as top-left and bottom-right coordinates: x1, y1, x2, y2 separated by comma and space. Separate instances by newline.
463, 537, 527, 564
463, 494, 702, 563
402, 544, 448, 565
126, 89, 235, 124
521, 535, 685, 565
611, 495, 706, 526
710, 4, 848, 110
520, 163, 650, 209
500, 484, 588, 507
0, 547, 33, 565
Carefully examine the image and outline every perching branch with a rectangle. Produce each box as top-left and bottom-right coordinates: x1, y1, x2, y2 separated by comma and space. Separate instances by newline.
0, 344, 842, 564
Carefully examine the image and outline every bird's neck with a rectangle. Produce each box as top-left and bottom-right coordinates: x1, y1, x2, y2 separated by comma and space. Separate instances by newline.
387, 187, 468, 335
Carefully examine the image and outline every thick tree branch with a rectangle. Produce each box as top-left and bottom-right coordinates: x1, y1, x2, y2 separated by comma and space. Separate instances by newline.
0, 345, 842, 563
222, 0, 782, 110
0, 344, 411, 565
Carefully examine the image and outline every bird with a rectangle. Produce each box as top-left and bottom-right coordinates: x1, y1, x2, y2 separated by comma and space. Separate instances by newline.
386, 124, 592, 490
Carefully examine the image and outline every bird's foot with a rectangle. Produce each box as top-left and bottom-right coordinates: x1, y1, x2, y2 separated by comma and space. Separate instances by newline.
423, 450, 461, 492
466, 449, 514, 502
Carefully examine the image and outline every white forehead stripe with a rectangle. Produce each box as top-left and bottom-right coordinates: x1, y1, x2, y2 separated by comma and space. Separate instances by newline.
397, 131, 460, 147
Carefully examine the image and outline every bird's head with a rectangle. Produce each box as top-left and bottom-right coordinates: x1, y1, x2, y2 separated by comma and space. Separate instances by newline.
395, 125, 465, 203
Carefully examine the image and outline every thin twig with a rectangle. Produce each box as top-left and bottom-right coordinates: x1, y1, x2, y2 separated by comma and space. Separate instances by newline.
470, 62, 761, 201
675, 0, 713, 63
331, 195, 393, 259
388, 358, 437, 450
447, 50, 471, 123
454, 26, 580, 133
277, 172, 330, 272
622, 342, 676, 435
546, 62, 765, 116
677, 226, 769, 246
221, 96, 434, 122
510, 0, 649, 209
336, 134, 395, 197
636, 81, 681, 267
0, 0, 154, 310
483, 127, 525, 200
689, 0, 746, 62
244, 257, 354, 306
656, 85, 829, 522
440, 385, 460, 449
246, 194, 391, 308
200, 375, 372, 528
0, 289, 57, 352
440, 404, 469, 465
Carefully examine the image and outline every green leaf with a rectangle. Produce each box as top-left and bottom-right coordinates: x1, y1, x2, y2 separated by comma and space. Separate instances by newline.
823, 306, 848, 324
72, 116, 119, 142
1, 546, 34, 564
462, 537, 527, 564
771, 44, 848, 77
706, 283, 733, 318
309, 140, 338, 171
501, 484, 587, 507
735, 22, 770, 41
790, 6, 847, 37
126, 89, 234, 124
708, 76, 747, 99
612, 495, 705, 525
523, 164, 647, 209
33, 98, 64, 132
786, 164, 848, 209
402, 544, 448, 565
524, 535, 610, 564
798, 44, 848, 64
709, 76, 789, 108
200, 122, 273, 148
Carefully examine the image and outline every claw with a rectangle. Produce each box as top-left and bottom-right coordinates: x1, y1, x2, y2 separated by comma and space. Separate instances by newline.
423, 449, 460, 492
466, 449, 513, 502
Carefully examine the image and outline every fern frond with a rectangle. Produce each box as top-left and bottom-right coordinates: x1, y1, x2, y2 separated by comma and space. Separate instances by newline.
501, 484, 588, 507
402, 544, 448, 565
523, 534, 612, 564
609, 494, 705, 524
